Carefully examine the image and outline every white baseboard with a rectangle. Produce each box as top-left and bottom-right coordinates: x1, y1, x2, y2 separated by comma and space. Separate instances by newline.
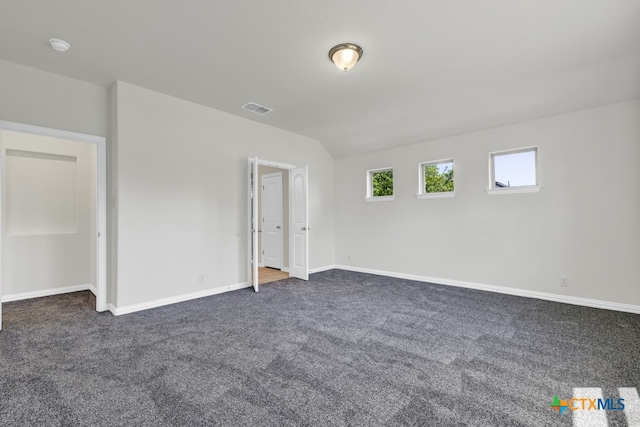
107, 303, 117, 315
1, 284, 94, 303
309, 264, 338, 274
334, 265, 640, 315
110, 282, 252, 316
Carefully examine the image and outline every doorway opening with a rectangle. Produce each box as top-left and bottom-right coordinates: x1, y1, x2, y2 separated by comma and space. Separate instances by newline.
260, 168, 286, 274
0, 121, 107, 331
247, 157, 308, 292
258, 267, 289, 285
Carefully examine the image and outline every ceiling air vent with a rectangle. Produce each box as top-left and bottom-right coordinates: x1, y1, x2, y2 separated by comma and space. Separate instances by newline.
242, 102, 273, 115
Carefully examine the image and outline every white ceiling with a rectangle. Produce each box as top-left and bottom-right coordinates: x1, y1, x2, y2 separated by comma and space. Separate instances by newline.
0, 1, 638, 158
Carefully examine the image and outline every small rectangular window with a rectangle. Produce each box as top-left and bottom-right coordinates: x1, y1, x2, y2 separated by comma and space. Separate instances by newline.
488, 147, 540, 194
417, 159, 454, 198
366, 167, 393, 201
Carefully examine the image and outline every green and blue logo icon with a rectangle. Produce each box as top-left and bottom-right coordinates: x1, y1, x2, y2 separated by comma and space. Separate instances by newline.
550, 396, 569, 414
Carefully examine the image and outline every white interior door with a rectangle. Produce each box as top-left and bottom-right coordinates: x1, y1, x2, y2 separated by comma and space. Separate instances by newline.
289, 166, 308, 280
247, 157, 259, 291
262, 173, 283, 269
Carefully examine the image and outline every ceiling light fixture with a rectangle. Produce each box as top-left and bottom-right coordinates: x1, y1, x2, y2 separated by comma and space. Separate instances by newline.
49, 38, 70, 52
329, 43, 363, 72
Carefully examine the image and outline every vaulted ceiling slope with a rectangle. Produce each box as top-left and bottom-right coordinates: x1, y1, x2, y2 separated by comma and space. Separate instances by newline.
0, 1, 638, 158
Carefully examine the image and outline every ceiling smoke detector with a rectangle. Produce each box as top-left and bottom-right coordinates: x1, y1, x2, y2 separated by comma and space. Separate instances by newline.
242, 102, 272, 115
49, 38, 70, 52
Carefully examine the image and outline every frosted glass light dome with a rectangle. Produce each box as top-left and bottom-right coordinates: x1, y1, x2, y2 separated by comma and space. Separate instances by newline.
329, 43, 363, 72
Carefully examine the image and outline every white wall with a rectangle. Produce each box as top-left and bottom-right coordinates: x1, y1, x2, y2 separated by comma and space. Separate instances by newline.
335, 100, 640, 307
108, 82, 119, 307
113, 81, 334, 308
258, 166, 289, 269
5, 56, 635, 313
2, 131, 96, 295
0, 59, 109, 138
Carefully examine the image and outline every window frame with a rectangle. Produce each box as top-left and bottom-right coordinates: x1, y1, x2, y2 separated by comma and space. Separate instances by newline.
487, 146, 541, 195
416, 158, 455, 199
365, 167, 394, 202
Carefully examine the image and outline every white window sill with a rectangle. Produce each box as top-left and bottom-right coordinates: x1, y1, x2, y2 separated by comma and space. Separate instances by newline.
365, 196, 394, 202
415, 192, 455, 199
485, 186, 541, 195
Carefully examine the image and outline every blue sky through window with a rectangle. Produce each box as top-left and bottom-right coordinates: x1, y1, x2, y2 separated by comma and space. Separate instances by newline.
493, 150, 536, 187
436, 161, 453, 173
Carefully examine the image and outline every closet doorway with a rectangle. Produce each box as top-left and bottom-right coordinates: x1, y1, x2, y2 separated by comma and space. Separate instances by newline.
0, 121, 107, 331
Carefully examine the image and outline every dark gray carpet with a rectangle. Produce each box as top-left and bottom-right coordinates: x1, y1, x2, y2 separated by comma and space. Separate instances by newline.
0, 270, 638, 426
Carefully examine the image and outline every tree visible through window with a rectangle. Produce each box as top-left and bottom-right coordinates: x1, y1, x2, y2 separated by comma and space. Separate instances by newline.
424, 161, 454, 193
372, 169, 393, 197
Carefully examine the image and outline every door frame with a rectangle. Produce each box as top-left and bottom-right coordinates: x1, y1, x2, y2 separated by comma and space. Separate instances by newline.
247, 157, 306, 290
260, 171, 283, 270
0, 120, 108, 331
